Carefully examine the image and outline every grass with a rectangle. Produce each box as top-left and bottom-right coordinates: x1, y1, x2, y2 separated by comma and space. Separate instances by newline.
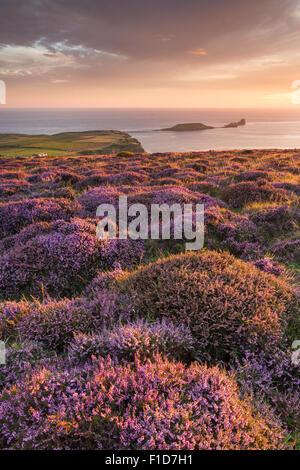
0, 130, 144, 157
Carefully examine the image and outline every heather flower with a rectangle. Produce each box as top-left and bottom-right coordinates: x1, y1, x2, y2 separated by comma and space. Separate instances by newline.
117, 250, 299, 363
0, 179, 32, 198
233, 345, 300, 430
0, 300, 31, 337
0, 356, 288, 450
16, 298, 98, 352
0, 341, 51, 391
253, 258, 286, 277
250, 205, 299, 237
270, 239, 300, 263
77, 186, 123, 215
0, 198, 77, 237
0, 229, 106, 299
68, 318, 197, 364
221, 182, 288, 208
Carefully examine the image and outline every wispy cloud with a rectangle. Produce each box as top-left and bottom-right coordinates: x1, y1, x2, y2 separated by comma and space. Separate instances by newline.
188, 48, 207, 56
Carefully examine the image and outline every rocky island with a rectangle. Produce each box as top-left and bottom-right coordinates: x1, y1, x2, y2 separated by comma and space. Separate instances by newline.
161, 123, 214, 131
223, 118, 246, 128
161, 119, 246, 131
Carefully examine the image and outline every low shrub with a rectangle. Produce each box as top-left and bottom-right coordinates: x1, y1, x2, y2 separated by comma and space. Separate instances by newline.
116, 250, 299, 363
221, 182, 288, 208
0, 356, 288, 449
68, 318, 197, 364
0, 198, 77, 237
16, 298, 98, 352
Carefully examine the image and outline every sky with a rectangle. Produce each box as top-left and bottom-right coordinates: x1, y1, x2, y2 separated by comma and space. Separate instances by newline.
1, 0, 300, 108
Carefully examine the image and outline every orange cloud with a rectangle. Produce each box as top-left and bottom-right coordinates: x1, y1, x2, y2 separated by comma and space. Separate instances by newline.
188, 48, 207, 55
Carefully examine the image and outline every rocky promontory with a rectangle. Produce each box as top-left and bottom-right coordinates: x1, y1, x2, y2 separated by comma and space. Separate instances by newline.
161, 119, 246, 131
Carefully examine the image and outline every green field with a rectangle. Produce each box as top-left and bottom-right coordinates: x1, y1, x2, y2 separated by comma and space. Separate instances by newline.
0, 130, 144, 157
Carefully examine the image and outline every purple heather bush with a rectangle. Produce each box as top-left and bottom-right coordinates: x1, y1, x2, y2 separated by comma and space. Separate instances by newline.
83, 268, 125, 297
187, 181, 219, 196
253, 258, 286, 276
0, 355, 288, 450
0, 221, 52, 252
16, 298, 98, 352
0, 341, 52, 391
233, 345, 300, 430
273, 182, 300, 195
0, 198, 78, 238
117, 250, 299, 363
221, 182, 288, 208
270, 239, 300, 263
0, 216, 144, 300
0, 179, 32, 198
27, 171, 58, 183
250, 205, 299, 237
68, 318, 197, 364
0, 300, 31, 337
0, 229, 105, 299
0, 150, 299, 449
0, 170, 28, 179
77, 186, 123, 215
237, 171, 270, 182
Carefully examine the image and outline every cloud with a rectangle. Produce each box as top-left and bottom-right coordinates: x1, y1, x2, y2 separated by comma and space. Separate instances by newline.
188, 48, 207, 56
0, 0, 300, 106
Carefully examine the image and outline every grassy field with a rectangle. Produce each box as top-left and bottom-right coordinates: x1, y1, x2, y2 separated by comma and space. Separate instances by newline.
0, 130, 144, 157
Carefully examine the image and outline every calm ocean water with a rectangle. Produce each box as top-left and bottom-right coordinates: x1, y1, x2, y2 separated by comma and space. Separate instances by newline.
1, 108, 300, 153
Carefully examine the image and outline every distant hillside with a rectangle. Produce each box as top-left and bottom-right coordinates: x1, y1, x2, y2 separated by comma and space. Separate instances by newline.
0, 130, 144, 157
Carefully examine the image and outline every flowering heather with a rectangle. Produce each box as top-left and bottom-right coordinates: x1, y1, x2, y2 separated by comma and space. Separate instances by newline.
117, 250, 299, 363
0, 300, 31, 337
0, 170, 28, 179
68, 318, 197, 364
0, 149, 299, 449
233, 345, 300, 430
16, 298, 98, 352
0, 179, 32, 198
0, 356, 288, 450
237, 171, 270, 182
221, 181, 288, 208
83, 268, 125, 297
77, 186, 123, 215
0, 341, 51, 391
0, 221, 52, 252
187, 181, 219, 196
250, 205, 299, 237
253, 258, 286, 277
273, 182, 300, 195
0, 198, 77, 238
0, 224, 106, 299
270, 239, 300, 263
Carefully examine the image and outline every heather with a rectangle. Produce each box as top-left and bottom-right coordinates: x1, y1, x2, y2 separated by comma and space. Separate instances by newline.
68, 318, 197, 364
0, 148, 299, 450
116, 250, 299, 363
0, 356, 288, 450
0, 218, 144, 299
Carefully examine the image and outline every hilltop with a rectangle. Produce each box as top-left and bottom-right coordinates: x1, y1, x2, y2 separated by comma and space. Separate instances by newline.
0, 130, 144, 157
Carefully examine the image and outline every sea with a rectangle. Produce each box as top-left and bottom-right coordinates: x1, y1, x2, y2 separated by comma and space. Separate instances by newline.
1, 107, 300, 153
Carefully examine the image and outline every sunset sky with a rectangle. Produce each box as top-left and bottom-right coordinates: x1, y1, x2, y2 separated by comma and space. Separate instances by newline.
1, 0, 300, 108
